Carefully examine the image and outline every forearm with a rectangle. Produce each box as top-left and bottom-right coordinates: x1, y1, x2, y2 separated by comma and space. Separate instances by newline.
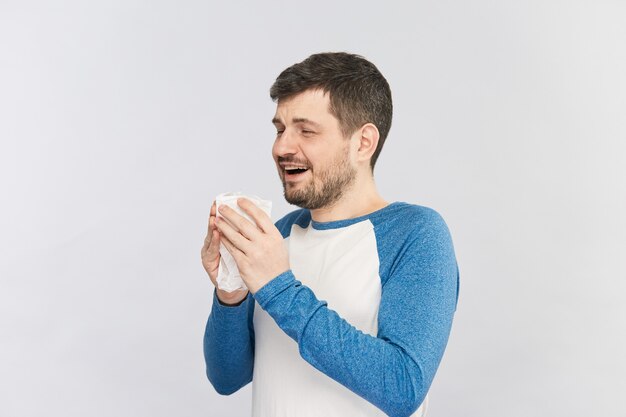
253, 271, 456, 417
203, 289, 255, 395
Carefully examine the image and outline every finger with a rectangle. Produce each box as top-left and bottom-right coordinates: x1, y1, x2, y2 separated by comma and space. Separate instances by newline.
215, 215, 250, 254
203, 215, 217, 250
237, 198, 274, 234
204, 216, 213, 248
207, 226, 220, 257
205, 201, 218, 244
219, 230, 243, 259
218, 205, 261, 241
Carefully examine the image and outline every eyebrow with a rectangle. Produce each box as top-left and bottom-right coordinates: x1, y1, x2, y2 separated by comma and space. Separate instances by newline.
271, 117, 321, 128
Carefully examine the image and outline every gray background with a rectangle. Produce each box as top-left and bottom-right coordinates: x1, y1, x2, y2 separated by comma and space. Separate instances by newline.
1, 1, 625, 416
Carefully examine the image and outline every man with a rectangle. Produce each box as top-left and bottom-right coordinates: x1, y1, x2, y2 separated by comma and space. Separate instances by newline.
201, 52, 459, 417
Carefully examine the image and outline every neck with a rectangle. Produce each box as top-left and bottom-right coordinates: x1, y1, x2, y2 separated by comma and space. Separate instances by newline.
309, 171, 388, 223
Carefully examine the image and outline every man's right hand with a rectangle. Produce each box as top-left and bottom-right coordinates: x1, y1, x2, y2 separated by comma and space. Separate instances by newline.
201, 201, 249, 306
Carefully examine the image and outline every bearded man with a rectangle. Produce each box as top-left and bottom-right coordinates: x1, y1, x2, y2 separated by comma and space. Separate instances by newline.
201, 52, 459, 417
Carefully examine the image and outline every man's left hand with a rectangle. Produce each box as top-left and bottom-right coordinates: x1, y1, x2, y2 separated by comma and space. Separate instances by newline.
215, 198, 290, 294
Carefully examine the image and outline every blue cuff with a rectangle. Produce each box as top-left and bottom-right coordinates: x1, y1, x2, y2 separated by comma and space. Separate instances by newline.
253, 270, 296, 309
212, 288, 251, 312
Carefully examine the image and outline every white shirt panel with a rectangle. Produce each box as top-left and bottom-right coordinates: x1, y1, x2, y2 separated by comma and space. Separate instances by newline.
252, 220, 385, 417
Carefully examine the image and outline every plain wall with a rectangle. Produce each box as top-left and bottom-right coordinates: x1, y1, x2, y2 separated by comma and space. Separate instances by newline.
1, 1, 625, 416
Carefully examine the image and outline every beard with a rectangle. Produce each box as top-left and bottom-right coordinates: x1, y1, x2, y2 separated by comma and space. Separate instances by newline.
280, 147, 356, 210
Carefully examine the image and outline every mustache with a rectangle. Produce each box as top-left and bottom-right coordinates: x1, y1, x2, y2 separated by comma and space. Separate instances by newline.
277, 156, 310, 167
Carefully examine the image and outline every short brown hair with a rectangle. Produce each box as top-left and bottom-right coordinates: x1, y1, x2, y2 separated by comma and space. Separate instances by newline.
270, 52, 392, 172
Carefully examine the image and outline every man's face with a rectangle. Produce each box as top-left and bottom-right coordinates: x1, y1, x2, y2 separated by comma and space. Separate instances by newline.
272, 89, 357, 210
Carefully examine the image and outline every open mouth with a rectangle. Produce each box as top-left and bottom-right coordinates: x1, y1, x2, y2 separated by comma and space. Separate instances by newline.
284, 167, 309, 180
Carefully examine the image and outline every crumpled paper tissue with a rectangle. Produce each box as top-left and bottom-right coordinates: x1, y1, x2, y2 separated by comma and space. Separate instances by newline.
215, 192, 272, 292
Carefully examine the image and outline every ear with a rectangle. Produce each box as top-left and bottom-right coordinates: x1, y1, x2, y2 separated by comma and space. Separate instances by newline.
353, 123, 380, 164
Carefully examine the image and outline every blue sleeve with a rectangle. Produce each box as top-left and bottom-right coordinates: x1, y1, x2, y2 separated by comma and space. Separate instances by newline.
252, 212, 459, 417
202, 213, 302, 395
203, 289, 255, 395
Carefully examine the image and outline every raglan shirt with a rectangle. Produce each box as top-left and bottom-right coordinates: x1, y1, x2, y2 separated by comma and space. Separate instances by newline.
204, 202, 459, 417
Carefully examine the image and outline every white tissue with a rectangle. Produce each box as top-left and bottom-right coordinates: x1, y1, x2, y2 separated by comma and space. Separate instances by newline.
215, 192, 272, 292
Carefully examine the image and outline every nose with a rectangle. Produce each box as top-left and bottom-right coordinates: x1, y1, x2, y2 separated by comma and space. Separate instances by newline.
272, 128, 299, 157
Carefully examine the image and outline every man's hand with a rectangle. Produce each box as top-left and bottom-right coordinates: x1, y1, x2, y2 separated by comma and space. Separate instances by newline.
201, 201, 249, 305
215, 198, 289, 294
